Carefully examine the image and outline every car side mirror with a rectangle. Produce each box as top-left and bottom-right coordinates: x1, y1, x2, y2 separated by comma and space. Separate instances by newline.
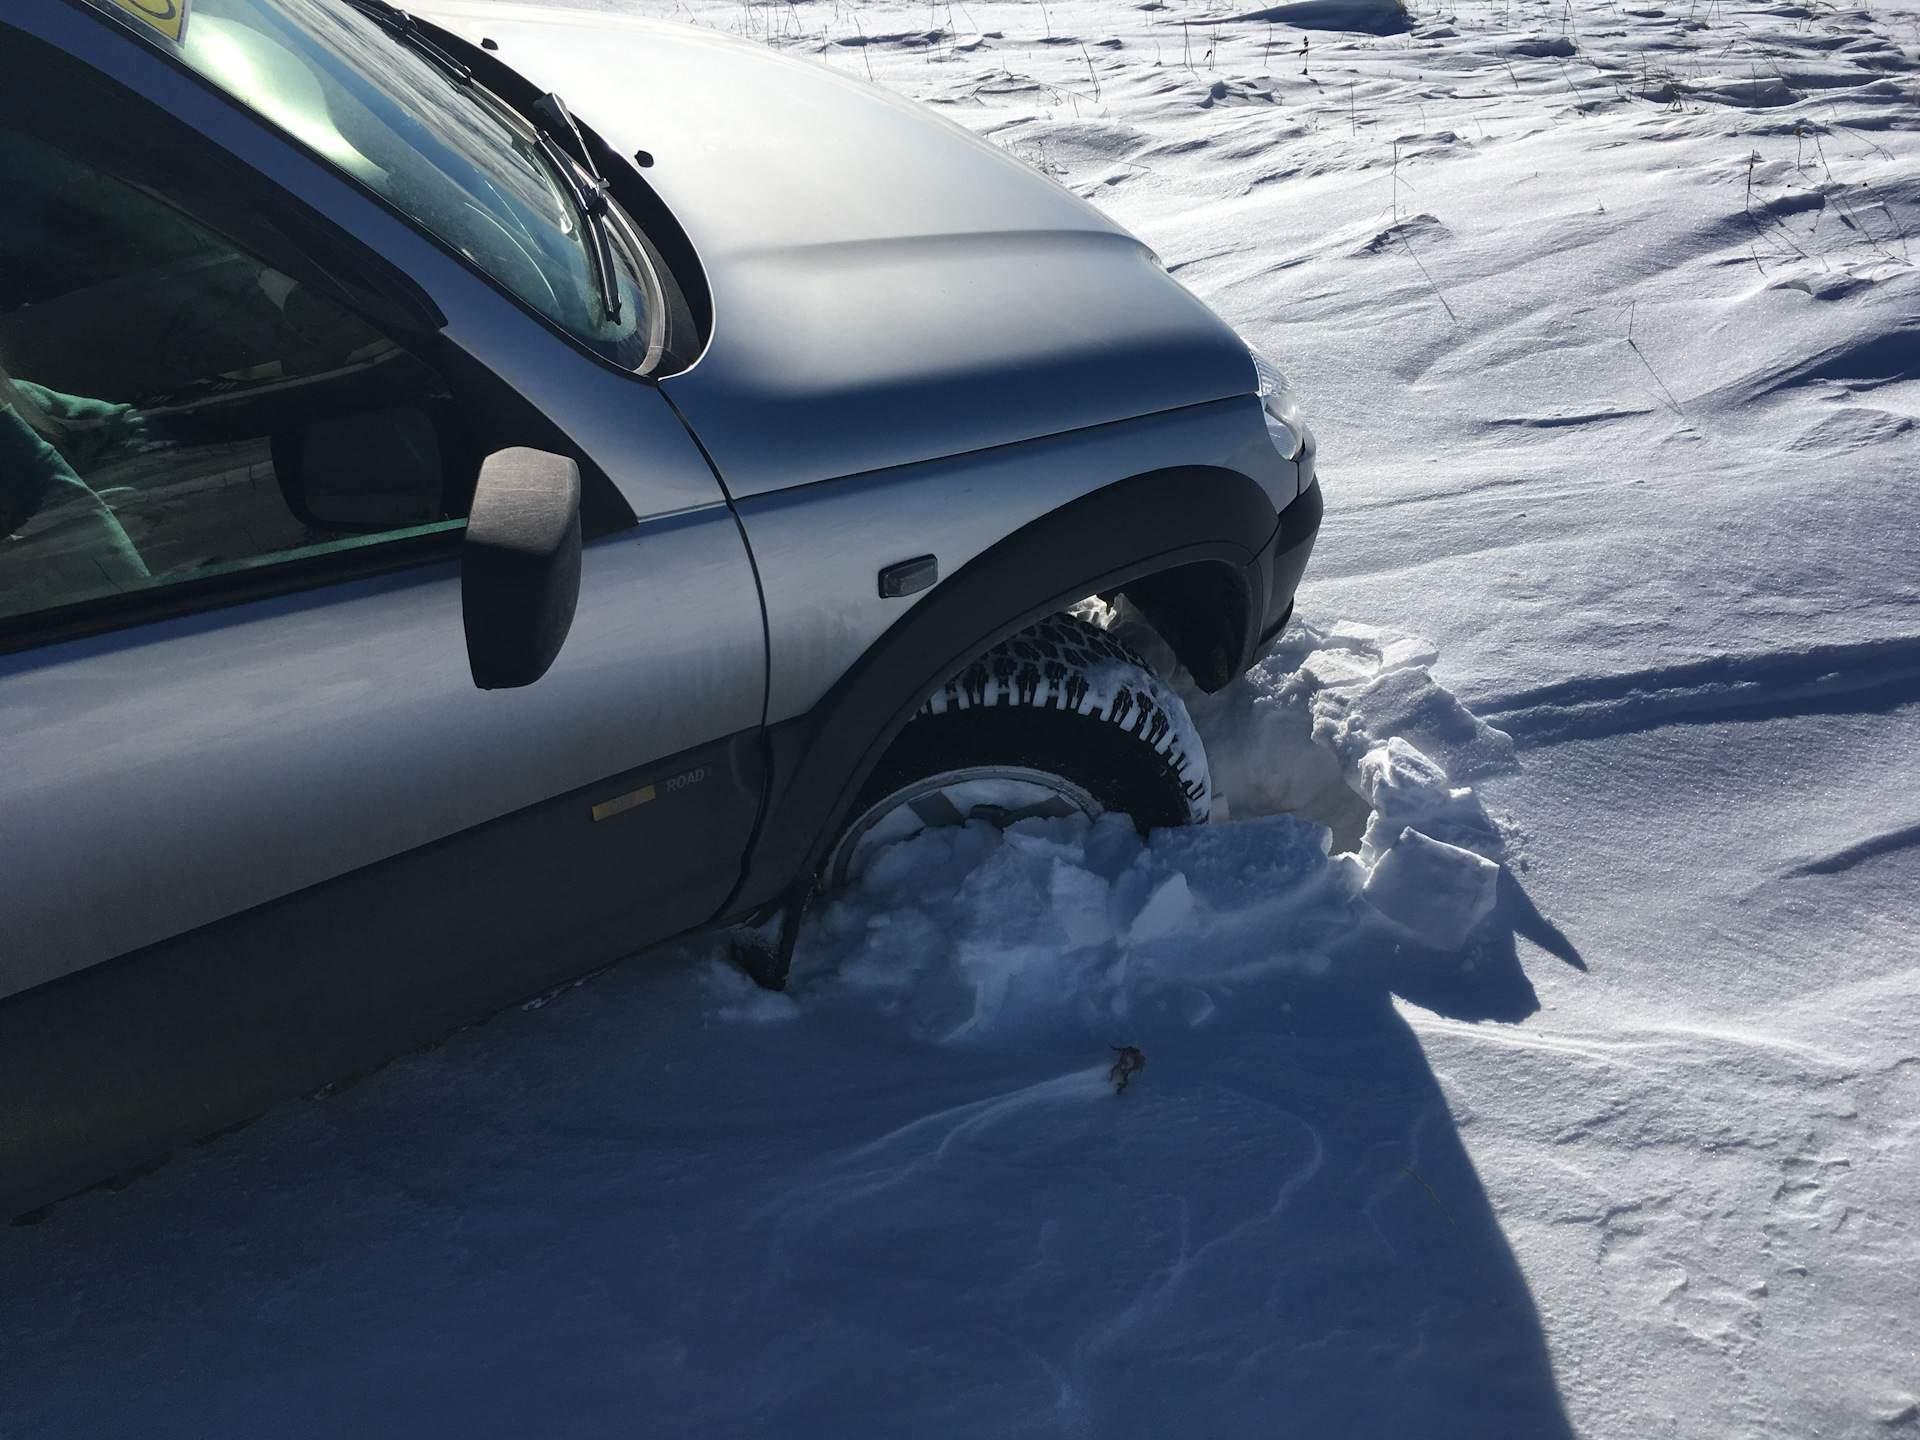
462, 447, 582, 691
274, 407, 448, 532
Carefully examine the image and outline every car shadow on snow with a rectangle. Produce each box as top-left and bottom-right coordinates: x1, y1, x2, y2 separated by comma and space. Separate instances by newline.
1347, 865, 1586, 1024
0, 877, 1583, 1440
718, 932, 1582, 1438
722, 819, 1589, 1437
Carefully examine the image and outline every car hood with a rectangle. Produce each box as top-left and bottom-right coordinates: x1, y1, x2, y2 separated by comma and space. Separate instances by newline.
413, 3, 1255, 496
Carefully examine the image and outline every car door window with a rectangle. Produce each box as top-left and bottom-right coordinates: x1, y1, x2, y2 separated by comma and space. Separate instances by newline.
0, 123, 468, 627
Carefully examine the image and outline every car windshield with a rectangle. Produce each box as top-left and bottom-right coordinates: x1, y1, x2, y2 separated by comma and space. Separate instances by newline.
163, 0, 654, 367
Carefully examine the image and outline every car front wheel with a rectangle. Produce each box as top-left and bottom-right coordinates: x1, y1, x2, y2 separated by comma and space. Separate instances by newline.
824, 612, 1211, 889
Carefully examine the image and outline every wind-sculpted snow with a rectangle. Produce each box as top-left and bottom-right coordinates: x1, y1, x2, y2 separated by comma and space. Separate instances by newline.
5, 0, 1918, 1433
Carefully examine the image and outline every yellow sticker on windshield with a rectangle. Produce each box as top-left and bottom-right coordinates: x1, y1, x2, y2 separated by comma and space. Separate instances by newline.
102, 0, 189, 43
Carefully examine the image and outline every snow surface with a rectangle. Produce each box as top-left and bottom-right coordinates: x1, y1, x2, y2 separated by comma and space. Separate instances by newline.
5, 0, 1920, 1435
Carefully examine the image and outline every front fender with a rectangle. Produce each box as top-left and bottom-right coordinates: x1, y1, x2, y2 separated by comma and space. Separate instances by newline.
732, 394, 1295, 725
725, 460, 1282, 917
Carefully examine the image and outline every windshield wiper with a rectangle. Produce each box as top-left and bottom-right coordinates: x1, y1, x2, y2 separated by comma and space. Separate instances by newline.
530, 93, 622, 325
335, 3, 623, 327
340, 0, 473, 85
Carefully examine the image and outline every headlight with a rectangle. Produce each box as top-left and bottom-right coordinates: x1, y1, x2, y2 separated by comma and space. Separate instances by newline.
1248, 345, 1306, 461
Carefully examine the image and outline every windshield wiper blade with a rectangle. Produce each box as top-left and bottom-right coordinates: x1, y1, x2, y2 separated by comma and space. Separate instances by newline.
340, 0, 473, 85
530, 93, 622, 325
531, 93, 601, 183
532, 128, 622, 326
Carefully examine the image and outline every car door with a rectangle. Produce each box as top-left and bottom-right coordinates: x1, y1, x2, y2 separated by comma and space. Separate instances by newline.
0, 25, 767, 1003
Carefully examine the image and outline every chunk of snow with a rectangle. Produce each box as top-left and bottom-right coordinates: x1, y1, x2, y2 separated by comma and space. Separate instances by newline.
1048, 859, 1115, 949
1361, 827, 1501, 949
1128, 872, 1197, 942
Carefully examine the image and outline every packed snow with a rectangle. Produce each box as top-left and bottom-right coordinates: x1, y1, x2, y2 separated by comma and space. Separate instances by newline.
5, 0, 1919, 1434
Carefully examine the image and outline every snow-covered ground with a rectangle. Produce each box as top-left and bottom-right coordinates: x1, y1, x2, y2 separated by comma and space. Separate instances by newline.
5, 0, 1918, 1434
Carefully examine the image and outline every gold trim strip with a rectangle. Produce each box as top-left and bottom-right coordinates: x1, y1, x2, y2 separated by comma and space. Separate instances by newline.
591, 784, 656, 822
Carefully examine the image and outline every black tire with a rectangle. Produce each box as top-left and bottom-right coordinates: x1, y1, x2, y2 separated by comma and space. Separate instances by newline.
851, 612, 1211, 840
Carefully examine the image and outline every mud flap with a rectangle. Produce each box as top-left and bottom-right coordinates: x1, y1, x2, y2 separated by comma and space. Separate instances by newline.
729, 878, 813, 991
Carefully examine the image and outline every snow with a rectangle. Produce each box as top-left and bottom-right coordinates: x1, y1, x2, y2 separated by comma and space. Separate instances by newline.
5, 0, 1920, 1434
1362, 823, 1501, 944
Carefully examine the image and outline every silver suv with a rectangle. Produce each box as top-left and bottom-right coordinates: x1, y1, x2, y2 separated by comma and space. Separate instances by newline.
0, 0, 1321, 1214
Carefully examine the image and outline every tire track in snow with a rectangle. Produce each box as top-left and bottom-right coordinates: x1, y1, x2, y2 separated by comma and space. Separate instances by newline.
1470, 635, 1920, 745
1783, 820, 1920, 877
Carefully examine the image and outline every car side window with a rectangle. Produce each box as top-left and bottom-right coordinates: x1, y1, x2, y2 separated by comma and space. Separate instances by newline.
0, 123, 469, 629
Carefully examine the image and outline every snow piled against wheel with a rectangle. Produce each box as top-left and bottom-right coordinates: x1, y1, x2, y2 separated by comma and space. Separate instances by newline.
704, 616, 1522, 1036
